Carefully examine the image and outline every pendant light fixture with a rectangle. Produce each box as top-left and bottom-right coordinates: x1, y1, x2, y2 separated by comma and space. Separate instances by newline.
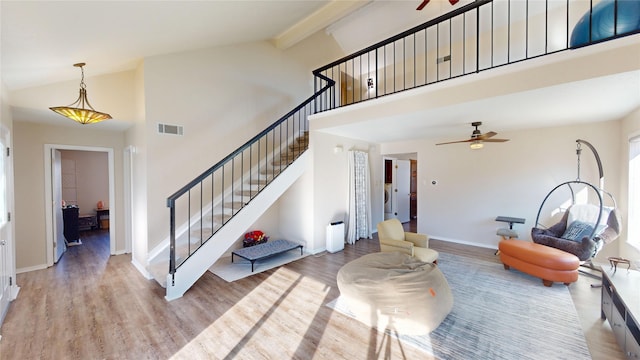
50, 62, 112, 124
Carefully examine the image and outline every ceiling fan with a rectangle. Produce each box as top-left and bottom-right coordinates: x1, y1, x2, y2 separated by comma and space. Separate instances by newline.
416, 0, 460, 11
436, 122, 509, 150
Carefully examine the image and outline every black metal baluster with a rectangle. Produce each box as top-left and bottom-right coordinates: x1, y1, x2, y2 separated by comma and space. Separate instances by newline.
199, 182, 203, 248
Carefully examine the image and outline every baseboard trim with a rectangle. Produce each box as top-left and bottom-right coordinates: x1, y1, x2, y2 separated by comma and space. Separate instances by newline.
430, 236, 498, 250
10, 285, 20, 301
308, 247, 327, 255
16, 264, 47, 274
131, 258, 153, 280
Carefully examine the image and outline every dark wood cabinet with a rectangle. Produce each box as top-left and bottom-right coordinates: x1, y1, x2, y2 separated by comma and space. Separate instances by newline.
410, 160, 417, 219
62, 207, 80, 243
385, 159, 393, 184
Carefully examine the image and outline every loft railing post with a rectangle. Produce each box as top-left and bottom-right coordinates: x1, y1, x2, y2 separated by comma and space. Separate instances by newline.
589, 0, 593, 43
508, 0, 511, 63
566, 0, 570, 48
313, 74, 318, 114
614, 0, 618, 36
476, 3, 480, 73
375, 48, 378, 99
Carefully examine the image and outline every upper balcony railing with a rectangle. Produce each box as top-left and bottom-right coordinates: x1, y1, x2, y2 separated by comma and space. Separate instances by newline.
313, 0, 640, 110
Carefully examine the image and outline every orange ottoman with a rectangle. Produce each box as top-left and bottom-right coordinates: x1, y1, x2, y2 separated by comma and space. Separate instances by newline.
498, 239, 579, 287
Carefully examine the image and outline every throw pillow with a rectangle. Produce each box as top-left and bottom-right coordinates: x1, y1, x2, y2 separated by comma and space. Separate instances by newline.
562, 221, 594, 242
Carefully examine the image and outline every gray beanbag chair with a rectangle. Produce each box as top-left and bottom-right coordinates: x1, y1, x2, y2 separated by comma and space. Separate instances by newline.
337, 252, 453, 335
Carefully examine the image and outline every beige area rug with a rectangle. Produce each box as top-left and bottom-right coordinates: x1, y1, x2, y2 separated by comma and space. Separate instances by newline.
327, 252, 592, 360
209, 251, 308, 282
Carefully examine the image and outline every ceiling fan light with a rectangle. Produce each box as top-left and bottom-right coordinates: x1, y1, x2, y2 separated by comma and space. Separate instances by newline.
470, 140, 484, 150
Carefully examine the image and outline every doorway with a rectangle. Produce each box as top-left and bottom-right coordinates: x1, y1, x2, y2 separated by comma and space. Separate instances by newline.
396, 160, 410, 223
383, 154, 418, 224
0, 125, 15, 326
44, 144, 115, 267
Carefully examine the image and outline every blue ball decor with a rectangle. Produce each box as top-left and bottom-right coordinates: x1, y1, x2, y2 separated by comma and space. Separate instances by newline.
570, 0, 640, 47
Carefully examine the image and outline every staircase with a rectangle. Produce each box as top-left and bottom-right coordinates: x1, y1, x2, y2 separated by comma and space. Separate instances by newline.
148, 132, 310, 298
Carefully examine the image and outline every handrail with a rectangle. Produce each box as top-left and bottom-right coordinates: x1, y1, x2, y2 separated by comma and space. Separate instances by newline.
167, 79, 335, 207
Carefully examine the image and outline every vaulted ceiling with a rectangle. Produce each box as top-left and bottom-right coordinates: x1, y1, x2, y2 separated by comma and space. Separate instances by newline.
2, 0, 434, 90
2, 0, 639, 141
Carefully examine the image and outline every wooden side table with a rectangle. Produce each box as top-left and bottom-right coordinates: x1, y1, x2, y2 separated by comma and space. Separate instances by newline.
96, 208, 109, 229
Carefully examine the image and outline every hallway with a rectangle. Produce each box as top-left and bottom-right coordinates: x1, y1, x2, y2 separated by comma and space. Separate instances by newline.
56, 229, 111, 274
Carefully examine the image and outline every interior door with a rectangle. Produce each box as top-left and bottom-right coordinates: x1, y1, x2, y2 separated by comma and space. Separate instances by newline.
0, 133, 10, 324
410, 159, 417, 220
53, 149, 66, 262
396, 160, 411, 223
340, 71, 360, 106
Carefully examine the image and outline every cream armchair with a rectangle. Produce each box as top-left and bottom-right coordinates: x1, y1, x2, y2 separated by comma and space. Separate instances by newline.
377, 218, 438, 263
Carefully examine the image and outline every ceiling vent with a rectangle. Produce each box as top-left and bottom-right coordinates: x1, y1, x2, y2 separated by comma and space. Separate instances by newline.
158, 123, 184, 136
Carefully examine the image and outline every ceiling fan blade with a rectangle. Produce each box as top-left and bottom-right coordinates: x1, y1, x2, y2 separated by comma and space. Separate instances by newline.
416, 0, 430, 10
436, 139, 473, 145
438, 123, 508, 146
476, 131, 497, 140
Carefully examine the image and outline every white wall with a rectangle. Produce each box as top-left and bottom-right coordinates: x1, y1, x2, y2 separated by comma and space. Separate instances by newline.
384, 120, 621, 255
308, 130, 381, 251
125, 63, 149, 269
278, 170, 315, 251
142, 40, 324, 251
13, 122, 126, 270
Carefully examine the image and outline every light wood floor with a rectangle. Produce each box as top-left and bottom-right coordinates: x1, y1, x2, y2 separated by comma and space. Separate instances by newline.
0, 226, 625, 359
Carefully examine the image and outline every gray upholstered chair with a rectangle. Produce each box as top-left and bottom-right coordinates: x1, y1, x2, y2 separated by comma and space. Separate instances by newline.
377, 218, 438, 263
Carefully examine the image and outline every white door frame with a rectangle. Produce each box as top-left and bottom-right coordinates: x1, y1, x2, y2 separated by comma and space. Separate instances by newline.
52, 149, 65, 262
0, 125, 17, 328
44, 144, 116, 267
123, 146, 134, 254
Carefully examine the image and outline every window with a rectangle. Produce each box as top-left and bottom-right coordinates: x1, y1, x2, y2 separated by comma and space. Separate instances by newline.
628, 136, 640, 247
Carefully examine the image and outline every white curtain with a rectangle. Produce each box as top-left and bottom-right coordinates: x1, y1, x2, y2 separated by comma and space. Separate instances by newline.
347, 150, 372, 244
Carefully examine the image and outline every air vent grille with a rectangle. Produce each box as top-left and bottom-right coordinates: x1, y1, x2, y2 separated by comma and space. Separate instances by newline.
437, 55, 451, 63
158, 123, 184, 136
